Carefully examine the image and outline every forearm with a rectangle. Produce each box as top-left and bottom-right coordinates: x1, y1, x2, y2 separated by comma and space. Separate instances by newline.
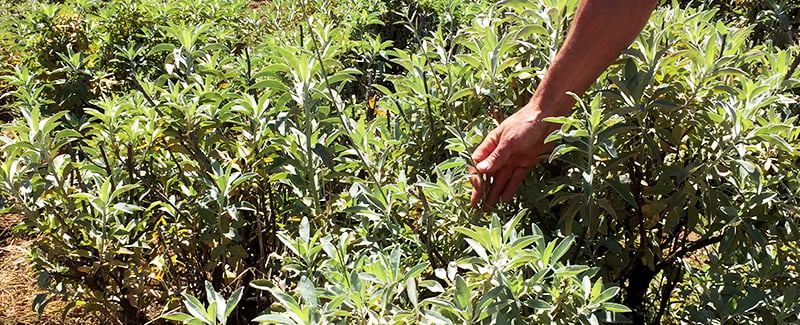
530, 0, 657, 116
469, 0, 656, 207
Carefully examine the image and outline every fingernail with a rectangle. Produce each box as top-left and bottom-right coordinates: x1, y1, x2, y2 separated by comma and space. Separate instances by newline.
476, 161, 489, 171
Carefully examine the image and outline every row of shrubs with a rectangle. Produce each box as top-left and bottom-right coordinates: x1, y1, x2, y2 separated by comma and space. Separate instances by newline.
0, 0, 798, 324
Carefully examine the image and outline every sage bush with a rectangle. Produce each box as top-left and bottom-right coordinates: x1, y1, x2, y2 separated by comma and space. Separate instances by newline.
0, 0, 797, 324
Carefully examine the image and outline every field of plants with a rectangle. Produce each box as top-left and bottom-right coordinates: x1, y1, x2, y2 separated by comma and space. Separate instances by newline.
0, 0, 798, 323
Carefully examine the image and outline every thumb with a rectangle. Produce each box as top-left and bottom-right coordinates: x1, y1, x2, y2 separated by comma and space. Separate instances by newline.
475, 139, 510, 175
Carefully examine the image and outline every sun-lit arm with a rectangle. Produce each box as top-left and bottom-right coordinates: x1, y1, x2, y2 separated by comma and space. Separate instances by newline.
471, 0, 658, 208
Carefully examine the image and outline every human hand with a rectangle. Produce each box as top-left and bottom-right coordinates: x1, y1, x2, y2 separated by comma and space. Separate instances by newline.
467, 0, 655, 211
470, 104, 558, 209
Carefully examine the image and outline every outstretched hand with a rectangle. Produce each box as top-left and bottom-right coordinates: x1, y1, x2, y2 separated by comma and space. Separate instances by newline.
470, 104, 558, 209
467, 0, 656, 210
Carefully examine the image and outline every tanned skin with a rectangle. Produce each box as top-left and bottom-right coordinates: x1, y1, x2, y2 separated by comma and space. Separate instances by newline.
470, 0, 659, 209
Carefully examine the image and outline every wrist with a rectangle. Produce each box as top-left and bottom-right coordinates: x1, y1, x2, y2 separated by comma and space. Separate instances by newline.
522, 88, 576, 119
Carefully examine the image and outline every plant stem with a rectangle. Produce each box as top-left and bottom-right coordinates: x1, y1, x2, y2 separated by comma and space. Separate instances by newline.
296, 0, 390, 211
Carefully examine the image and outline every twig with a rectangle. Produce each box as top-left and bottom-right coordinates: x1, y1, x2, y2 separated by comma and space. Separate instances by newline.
655, 265, 683, 323
656, 233, 724, 270
413, 186, 444, 269
296, 0, 390, 210
97, 142, 116, 190
782, 51, 800, 84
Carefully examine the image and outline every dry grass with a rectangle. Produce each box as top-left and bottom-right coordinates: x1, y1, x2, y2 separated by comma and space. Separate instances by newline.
0, 214, 96, 325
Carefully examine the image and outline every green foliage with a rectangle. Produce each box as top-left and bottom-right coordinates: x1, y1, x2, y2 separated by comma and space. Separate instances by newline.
163, 281, 243, 325
0, 0, 798, 324
672, 0, 799, 48
520, 4, 800, 324
252, 213, 628, 324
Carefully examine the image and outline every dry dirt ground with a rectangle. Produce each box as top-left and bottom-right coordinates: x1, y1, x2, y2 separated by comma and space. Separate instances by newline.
0, 213, 94, 325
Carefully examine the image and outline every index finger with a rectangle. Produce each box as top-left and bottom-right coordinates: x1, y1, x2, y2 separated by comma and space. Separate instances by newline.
471, 129, 499, 164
